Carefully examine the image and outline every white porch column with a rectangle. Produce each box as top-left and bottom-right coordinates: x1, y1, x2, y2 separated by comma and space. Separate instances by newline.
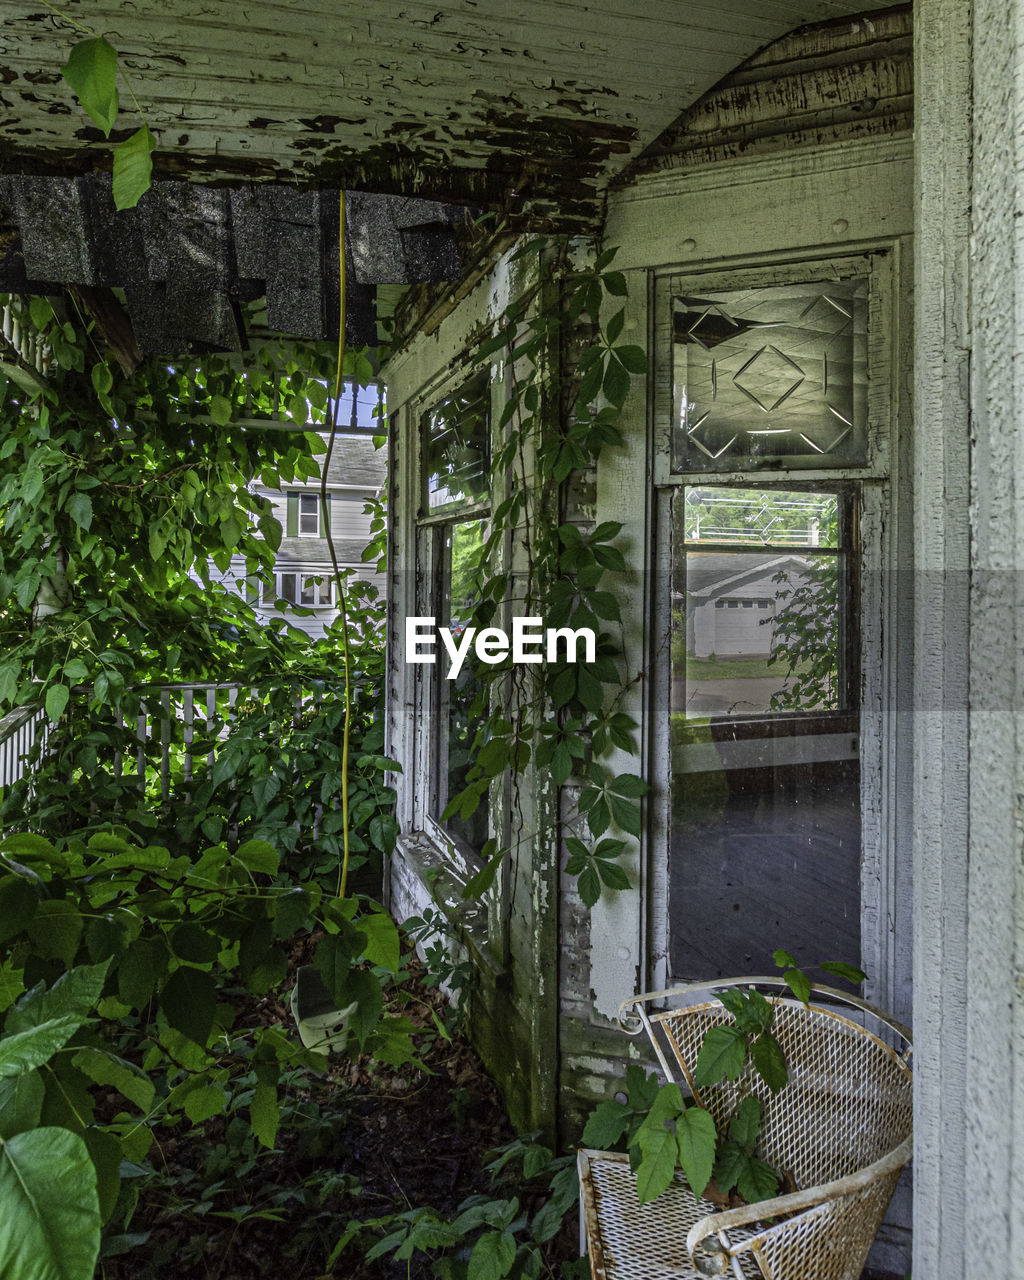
916, 0, 1024, 1275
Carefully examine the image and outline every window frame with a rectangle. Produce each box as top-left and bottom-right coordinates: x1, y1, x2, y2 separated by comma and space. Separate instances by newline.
297, 492, 321, 537
644, 248, 900, 1003
406, 363, 499, 880
652, 252, 894, 489
260, 569, 334, 609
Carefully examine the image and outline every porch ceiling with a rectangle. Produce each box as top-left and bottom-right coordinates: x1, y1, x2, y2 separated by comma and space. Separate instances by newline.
3, 0, 899, 226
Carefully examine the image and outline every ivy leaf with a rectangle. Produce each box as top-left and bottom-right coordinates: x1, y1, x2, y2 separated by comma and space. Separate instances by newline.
782, 967, 811, 1007
712, 1139, 745, 1194
612, 1064, 649, 1109
234, 839, 278, 876
169, 922, 219, 965
581, 1098, 632, 1148
635, 1122, 677, 1206
209, 395, 232, 427
250, 1082, 280, 1149
61, 37, 119, 136
271, 887, 311, 939
693, 1024, 747, 1086
819, 960, 867, 985
27, 901, 82, 966
729, 1095, 761, 1148
67, 493, 93, 532
160, 967, 216, 1047
183, 1083, 227, 1124
614, 344, 647, 374
602, 357, 631, 409
596, 859, 630, 892
532, 1163, 578, 1241
467, 1229, 516, 1280
576, 358, 604, 405
72, 1047, 154, 1114
751, 1031, 788, 1093
675, 1106, 717, 1199
0, 1127, 100, 1280
0, 1016, 83, 1078
577, 863, 601, 909
8, 960, 110, 1034
44, 684, 69, 722
112, 126, 156, 211
0, 875, 38, 945
736, 1156, 780, 1205
358, 911, 399, 974
0, 1070, 44, 1140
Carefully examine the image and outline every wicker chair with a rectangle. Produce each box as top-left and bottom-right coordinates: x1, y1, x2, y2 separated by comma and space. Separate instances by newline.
578, 978, 913, 1280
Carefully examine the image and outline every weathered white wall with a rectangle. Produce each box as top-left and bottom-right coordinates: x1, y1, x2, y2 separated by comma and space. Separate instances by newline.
914, 0, 1024, 1275
911, 2, 971, 1272
966, 0, 1024, 1274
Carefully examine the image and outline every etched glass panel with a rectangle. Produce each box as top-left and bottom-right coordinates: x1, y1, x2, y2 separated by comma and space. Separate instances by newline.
672, 279, 867, 471
424, 369, 491, 509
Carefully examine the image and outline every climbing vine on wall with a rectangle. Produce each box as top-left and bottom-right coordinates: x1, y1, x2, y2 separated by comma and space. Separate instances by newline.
440, 239, 650, 908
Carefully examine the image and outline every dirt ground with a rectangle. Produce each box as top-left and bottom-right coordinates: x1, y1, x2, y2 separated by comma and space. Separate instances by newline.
102, 950, 575, 1280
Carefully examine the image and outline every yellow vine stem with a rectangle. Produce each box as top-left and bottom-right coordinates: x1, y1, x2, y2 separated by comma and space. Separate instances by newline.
319, 190, 352, 898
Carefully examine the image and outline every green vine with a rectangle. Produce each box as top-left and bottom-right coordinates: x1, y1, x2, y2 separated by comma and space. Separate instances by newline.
435, 238, 650, 909
43, 2, 157, 210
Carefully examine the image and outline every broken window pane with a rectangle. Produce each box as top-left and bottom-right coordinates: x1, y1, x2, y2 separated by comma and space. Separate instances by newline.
672, 279, 867, 471
423, 369, 491, 509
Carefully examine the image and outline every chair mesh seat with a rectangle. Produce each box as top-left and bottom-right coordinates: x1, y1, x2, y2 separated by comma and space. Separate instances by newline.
578, 980, 913, 1280
580, 1150, 763, 1280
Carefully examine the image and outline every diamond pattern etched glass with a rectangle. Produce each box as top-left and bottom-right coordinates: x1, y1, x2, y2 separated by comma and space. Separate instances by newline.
672, 279, 867, 472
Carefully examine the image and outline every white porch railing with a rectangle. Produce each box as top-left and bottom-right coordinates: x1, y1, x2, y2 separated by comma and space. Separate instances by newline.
0, 679, 347, 812
0, 703, 49, 790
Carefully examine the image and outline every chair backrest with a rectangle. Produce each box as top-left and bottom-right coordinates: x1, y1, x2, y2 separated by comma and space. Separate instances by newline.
627, 981, 913, 1190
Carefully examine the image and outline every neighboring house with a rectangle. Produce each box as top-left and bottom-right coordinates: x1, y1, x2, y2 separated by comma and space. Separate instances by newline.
8, 5, 1024, 1276
200, 386, 387, 641
685, 555, 806, 659
249, 426, 386, 640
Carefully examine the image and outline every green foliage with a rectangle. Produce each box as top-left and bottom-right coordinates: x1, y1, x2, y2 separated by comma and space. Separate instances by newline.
61, 37, 119, 136
112, 125, 156, 211
0, 292, 408, 1274
0, 828, 413, 1277
58, 29, 156, 210
585, 955, 867, 1212
340, 1134, 581, 1279
0, 298, 351, 722
434, 241, 648, 910
0, 1126, 100, 1280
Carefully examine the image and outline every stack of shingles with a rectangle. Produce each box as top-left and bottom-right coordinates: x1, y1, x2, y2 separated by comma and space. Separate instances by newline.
0, 173, 465, 357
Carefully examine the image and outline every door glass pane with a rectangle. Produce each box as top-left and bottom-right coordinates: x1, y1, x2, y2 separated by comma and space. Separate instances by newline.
670, 487, 860, 978
671, 278, 867, 471
680, 488, 845, 717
